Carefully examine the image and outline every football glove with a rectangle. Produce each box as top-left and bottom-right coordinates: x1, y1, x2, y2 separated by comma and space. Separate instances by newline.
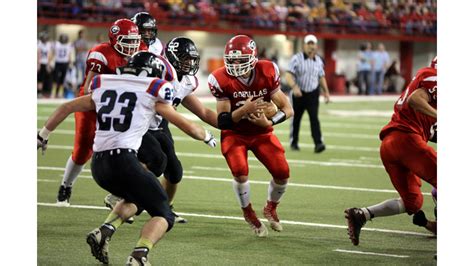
37, 133, 48, 155
172, 97, 182, 108
203, 130, 217, 148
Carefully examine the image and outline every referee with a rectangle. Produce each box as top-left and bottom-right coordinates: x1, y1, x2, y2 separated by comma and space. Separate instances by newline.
285, 34, 330, 153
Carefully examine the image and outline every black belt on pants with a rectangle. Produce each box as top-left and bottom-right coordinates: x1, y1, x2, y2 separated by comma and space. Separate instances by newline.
94, 148, 137, 159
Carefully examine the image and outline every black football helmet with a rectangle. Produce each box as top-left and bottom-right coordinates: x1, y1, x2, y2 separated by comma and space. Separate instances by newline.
119, 51, 166, 79
165, 37, 200, 76
59, 34, 69, 44
131, 12, 157, 46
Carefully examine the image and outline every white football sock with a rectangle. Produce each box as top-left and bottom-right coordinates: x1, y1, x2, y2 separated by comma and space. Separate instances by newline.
61, 156, 84, 187
365, 198, 406, 220
268, 179, 287, 203
232, 180, 250, 208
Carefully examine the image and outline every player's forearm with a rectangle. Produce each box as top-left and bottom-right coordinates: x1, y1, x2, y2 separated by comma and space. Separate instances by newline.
408, 90, 437, 118
231, 107, 247, 122
44, 102, 76, 132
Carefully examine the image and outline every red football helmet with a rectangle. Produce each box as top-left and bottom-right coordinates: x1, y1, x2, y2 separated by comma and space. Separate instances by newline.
430, 56, 437, 69
224, 35, 258, 77
109, 19, 141, 57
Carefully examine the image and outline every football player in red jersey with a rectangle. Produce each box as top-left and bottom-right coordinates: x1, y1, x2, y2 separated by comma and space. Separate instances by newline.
55, 19, 143, 206
345, 57, 438, 246
208, 35, 294, 237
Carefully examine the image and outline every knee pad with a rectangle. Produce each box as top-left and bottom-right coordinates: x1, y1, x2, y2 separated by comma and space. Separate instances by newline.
164, 211, 175, 232
271, 164, 290, 181
164, 159, 183, 184
402, 194, 423, 214
147, 156, 167, 177
72, 149, 93, 165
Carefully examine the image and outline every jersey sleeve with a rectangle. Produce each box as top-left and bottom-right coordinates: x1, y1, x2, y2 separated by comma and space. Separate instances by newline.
147, 78, 174, 104
419, 75, 437, 101
208, 73, 228, 101
287, 54, 298, 75
86, 50, 108, 74
317, 56, 326, 78
271, 61, 281, 90
89, 75, 102, 93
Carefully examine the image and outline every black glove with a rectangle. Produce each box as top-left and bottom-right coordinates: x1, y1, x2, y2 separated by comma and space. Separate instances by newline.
172, 97, 182, 108
37, 133, 48, 155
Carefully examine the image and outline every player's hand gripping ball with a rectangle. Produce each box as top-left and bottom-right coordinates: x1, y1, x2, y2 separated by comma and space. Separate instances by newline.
254, 101, 277, 119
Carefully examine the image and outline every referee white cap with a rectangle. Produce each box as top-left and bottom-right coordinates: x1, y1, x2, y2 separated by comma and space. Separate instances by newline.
304, 34, 318, 44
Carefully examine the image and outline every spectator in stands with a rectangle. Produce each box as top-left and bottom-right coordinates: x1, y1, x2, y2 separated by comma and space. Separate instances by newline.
51, 34, 73, 98
356, 42, 372, 95
287, 0, 310, 31
73, 29, 89, 86
371, 43, 390, 95
37, 31, 53, 98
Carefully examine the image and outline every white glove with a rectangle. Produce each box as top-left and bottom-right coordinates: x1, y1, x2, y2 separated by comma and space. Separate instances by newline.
203, 130, 217, 148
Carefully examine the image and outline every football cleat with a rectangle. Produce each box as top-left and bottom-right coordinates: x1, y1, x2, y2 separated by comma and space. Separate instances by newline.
170, 205, 187, 224
344, 208, 367, 246
263, 200, 283, 232
56, 185, 72, 207
126, 255, 151, 266
86, 228, 110, 264
104, 194, 134, 224
243, 204, 268, 237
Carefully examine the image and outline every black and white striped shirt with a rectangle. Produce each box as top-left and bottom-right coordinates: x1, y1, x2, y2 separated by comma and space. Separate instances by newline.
287, 52, 325, 93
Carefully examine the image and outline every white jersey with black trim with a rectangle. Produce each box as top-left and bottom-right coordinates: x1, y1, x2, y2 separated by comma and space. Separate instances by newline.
90, 74, 174, 152
38, 41, 52, 65
148, 38, 164, 56
53, 41, 73, 63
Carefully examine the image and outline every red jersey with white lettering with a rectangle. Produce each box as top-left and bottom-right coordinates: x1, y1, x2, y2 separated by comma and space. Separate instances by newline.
380, 67, 437, 142
208, 60, 281, 135
79, 42, 146, 95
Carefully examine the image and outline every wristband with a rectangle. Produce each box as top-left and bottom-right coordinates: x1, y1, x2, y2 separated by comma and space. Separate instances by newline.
39, 127, 51, 140
271, 110, 286, 125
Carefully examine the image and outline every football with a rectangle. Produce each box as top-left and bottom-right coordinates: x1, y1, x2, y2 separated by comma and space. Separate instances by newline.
251, 101, 277, 119
262, 101, 278, 119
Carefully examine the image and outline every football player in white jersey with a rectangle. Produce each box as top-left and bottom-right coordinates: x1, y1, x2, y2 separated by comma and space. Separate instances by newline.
131, 12, 164, 56
37, 52, 217, 265
104, 37, 218, 224
37, 31, 53, 97
51, 34, 73, 98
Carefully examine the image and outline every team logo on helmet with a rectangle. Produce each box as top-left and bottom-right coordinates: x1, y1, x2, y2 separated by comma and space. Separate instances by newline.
110, 25, 120, 35
248, 40, 256, 50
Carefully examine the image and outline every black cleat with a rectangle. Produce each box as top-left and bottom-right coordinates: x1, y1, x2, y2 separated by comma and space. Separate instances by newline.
344, 208, 367, 246
315, 143, 326, 153
86, 228, 110, 264
56, 185, 72, 206
290, 144, 300, 151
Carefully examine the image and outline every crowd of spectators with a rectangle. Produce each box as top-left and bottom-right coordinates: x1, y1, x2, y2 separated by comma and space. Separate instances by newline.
38, 0, 436, 36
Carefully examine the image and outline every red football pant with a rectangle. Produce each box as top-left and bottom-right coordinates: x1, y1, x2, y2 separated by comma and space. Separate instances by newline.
71, 110, 96, 165
220, 130, 290, 180
380, 130, 437, 214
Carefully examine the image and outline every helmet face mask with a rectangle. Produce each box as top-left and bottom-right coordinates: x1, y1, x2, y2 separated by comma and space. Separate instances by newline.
131, 12, 157, 46
109, 19, 141, 57
224, 35, 258, 77
165, 37, 200, 76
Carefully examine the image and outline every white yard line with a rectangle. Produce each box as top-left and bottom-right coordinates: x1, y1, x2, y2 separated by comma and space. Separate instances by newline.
37, 202, 430, 237
37, 167, 430, 196
42, 145, 384, 168
333, 249, 410, 258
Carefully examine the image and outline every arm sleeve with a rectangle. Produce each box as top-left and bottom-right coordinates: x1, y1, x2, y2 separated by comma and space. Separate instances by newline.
318, 56, 326, 78
287, 54, 298, 75
419, 75, 437, 101
208, 73, 228, 101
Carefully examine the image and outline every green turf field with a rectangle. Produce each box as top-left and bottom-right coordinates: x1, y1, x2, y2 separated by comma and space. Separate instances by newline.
37, 98, 437, 265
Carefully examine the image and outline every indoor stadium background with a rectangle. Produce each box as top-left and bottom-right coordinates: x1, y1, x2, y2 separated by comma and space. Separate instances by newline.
37, 0, 438, 265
